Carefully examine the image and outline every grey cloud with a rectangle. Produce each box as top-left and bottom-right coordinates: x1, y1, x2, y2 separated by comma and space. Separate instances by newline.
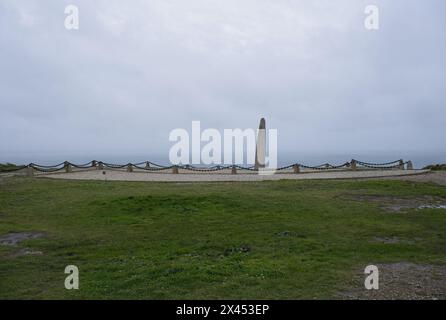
0, 0, 445, 166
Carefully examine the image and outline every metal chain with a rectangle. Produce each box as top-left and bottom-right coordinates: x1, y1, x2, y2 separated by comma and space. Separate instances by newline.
18, 159, 408, 173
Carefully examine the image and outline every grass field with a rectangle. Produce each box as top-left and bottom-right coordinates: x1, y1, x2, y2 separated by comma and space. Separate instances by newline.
0, 176, 445, 299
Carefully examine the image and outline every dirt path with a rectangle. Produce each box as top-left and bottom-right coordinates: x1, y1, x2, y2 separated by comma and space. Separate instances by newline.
338, 262, 446, 300
37, 169, 429, 182
382, 171, 446, 186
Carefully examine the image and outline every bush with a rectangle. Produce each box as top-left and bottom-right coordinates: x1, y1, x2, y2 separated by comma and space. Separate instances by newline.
0, 163, 25, 172
423, 164, 446, 171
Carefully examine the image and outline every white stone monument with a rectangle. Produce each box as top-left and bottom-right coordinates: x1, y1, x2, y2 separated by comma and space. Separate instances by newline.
255, 118, 266, 170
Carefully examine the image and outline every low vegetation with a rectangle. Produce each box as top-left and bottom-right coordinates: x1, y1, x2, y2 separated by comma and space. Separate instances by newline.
423, 164, 446, 171
0, 163, 24, 172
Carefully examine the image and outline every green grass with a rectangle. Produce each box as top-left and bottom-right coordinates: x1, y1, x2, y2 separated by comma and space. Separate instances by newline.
423, 164, 446, 171
0, 177, 445, 299
0, 163, 24, 173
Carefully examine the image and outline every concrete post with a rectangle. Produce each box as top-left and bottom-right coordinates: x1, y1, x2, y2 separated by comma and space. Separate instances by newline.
27, 166, 34, 177
231, 166, 237, 175
293, 164, 300, 174
92, 160, 97, 167
407, 161, 413, 170
399, 159, 404, 170
145, 162, 150, 169
172, 166, 179, 174
64, 162, 72, 173
351, 159, 357, 171
127, 164, 133, 172
98, 162, 104, 170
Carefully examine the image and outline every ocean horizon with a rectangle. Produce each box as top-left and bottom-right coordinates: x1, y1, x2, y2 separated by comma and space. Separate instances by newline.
3, 151, 445, 170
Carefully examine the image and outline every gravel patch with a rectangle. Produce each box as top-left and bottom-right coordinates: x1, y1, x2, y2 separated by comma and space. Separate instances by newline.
343, 194, 446, 213
275, 231, 307, 238
418, 204, 446, 210
339, 262, 446, 300
373, 237, 404, 244
372, 237, 420, 244
0, 232, 44, 246
14, 248, 43, 256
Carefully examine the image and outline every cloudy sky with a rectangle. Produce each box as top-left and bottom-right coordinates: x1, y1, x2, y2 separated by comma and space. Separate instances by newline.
0, 0, 445, 165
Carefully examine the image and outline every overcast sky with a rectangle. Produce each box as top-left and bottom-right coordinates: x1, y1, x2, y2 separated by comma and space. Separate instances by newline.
0, 0, 445, 165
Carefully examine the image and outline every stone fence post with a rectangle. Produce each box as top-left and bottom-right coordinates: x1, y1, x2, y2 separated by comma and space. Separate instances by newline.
351, 159, 357, 171
399, 159, 404, 170
293, 164, 300, 174
27, 166, 34, 177
64, 162, 72, 173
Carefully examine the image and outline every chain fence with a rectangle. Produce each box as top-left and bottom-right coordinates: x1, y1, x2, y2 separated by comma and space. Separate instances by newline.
0, 158, 413, 175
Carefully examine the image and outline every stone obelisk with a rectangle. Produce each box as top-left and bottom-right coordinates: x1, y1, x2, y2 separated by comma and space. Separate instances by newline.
255, 118, 266, 170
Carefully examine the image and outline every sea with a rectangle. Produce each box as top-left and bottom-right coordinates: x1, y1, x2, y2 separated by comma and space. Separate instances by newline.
2, 151, 445, 170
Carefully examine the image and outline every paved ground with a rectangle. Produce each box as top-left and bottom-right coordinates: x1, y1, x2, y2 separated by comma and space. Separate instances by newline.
36, 168, 431, 182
